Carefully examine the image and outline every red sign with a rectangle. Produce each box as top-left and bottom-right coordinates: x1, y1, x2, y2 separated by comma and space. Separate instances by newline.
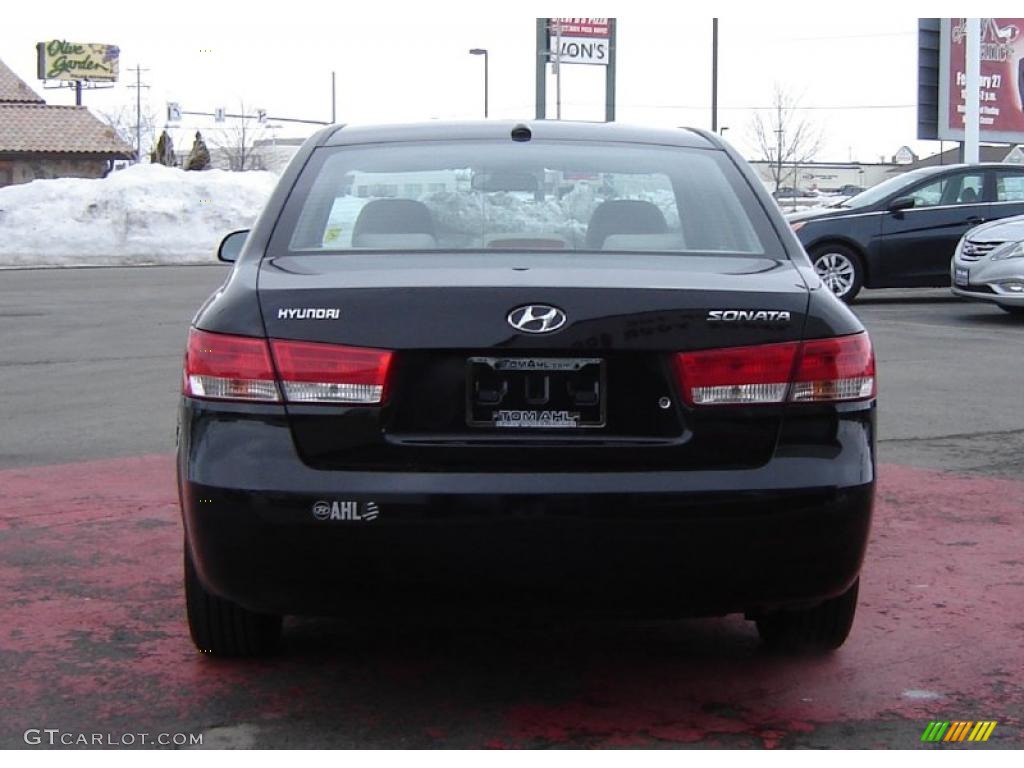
943, 18, 1024, 141
548, 18, 610, 38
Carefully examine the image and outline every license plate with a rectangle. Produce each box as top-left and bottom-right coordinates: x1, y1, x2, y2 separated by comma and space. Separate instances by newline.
466, 357, 605, 429
955, 266, 970, 287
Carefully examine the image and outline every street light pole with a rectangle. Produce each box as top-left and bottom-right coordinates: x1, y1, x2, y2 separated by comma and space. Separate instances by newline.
711, 18, 719, 132
469, 49, 489, 118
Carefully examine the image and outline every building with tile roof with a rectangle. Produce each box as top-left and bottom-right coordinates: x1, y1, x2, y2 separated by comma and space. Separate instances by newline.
0, 58, 133, 187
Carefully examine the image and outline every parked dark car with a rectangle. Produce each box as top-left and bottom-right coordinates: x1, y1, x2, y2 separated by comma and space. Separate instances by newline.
787, 163, 1024, 301
773, 186, 816, 199
178, 120, 876, 656
835, 184, 866, 197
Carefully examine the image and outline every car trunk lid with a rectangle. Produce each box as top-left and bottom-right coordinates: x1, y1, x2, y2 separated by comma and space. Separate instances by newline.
257, 252, 810, 471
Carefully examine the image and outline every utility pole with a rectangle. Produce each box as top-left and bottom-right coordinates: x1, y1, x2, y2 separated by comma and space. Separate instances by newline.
126, 64, 150, 163
331, 71, 337, 123
711, 18, 719, 132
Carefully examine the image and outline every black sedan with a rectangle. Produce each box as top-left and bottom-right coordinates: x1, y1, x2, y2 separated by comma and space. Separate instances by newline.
788, 163, 1024, 301
178, 121, 876, 656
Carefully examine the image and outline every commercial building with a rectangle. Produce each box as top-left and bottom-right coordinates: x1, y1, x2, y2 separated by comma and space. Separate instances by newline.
749, 144, 1024, 195
0, 58, 133, 188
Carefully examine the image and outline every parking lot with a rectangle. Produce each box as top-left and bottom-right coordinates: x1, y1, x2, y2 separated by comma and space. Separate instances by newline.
1, 265, 1021, 748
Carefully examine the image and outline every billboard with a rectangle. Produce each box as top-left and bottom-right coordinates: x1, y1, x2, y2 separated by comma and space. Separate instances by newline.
550, 18, 610, 37
547, 18, 610, 66
36, 40, 119, 82
938, 18, 1024, 143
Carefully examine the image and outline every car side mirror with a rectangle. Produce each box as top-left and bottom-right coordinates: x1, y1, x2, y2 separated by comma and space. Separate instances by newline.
217, 230, 249, 263
888, 197, 916, 213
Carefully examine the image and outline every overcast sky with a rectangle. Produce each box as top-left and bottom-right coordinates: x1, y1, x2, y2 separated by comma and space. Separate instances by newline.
4, 2, 966, 163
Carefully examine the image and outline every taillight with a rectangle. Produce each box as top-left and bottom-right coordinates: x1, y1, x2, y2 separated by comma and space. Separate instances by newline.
270, 339, 393, 404
675, 341, 798, 405
790, 333, 875, 402
183, 329, 394, 405
184, 328, 280, 402
675, 332, 875, 406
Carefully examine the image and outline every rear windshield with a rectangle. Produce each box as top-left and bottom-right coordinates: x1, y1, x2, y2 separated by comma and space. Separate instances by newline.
277, 140, 783, 257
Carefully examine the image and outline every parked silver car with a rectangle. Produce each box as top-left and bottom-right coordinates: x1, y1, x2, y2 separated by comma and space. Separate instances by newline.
952, 215, 1024, 315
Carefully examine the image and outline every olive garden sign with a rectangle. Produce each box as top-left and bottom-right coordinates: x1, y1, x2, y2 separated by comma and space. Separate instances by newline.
36, 40, 119, 82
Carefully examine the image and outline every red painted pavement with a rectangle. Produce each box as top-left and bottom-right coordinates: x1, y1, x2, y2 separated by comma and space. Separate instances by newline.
0, 456, 1020, 748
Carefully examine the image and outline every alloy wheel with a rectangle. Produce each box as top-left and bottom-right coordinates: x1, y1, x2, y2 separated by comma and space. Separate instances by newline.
814, 252, 856, 298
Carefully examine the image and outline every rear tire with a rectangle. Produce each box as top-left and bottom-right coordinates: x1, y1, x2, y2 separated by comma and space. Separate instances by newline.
998, 305, 1024, 316
811, 244, 864, 303
755, 578, 859, 652
185, 543, 282, 657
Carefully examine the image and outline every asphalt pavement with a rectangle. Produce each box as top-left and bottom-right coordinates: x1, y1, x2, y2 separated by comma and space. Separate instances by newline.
0, 266, 225, 468
0, 266, 1021, 749
1, 267, 1021, 478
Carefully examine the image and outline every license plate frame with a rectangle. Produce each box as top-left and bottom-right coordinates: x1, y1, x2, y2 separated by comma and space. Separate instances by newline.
955, 266, 970, 287
466, 357, 606, 429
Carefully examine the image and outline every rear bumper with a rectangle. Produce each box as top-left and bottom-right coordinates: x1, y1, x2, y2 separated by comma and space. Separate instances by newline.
178, 398, 876, 618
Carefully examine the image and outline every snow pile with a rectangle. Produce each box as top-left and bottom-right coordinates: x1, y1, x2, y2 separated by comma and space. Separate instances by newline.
428, 190, 584, 245
451, 187, 680, 247
320, 179, 684, 251
0, 164, 277, 267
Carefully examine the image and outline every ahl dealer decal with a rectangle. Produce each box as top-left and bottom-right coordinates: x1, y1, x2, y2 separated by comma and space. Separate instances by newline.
312, 500, 379, 522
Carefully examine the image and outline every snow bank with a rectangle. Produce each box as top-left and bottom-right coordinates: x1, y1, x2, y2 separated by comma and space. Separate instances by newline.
323, 183, 682, 250
0, 164, 277, 267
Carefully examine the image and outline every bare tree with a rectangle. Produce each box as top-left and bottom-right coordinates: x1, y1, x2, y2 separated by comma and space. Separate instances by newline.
749, 85, 823, 193
210, 103, 267, 171
98, 104, 157, 161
